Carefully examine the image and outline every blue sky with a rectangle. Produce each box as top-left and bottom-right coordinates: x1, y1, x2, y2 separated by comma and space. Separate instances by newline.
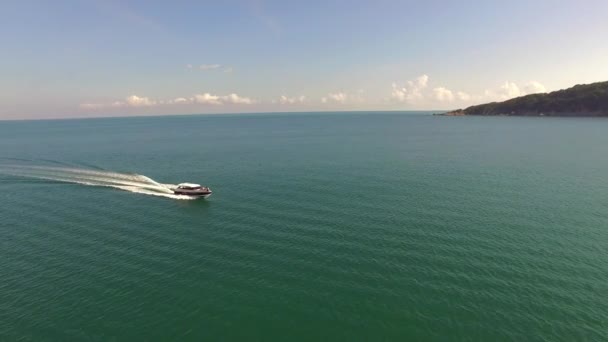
1, 0, 608, 119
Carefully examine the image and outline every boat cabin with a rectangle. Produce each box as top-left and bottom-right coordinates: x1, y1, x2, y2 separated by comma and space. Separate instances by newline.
176, 183, 202, 190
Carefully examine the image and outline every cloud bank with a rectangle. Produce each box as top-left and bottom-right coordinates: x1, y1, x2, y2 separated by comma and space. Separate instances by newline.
391, 74, 429, 103
390, 74, 547, 106
279, 95, 306, 104
321, 92, 348, 104
81, 92, 256, 109
80, 76, 548, 112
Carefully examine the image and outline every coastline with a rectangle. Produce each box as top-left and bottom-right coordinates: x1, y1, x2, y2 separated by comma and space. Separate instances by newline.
434, 81, 608, 117
435, 110, 608, 117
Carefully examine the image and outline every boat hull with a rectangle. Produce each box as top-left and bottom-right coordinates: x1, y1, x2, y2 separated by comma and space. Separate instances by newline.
173, 191, 212, 198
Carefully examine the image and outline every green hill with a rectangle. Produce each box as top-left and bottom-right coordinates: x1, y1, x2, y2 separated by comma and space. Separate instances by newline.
447, 81, 608, 116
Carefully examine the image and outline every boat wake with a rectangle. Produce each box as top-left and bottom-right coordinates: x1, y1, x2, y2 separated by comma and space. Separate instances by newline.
0, 164, 198, 200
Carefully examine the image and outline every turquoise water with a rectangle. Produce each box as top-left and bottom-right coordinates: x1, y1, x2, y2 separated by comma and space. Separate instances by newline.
1, 112, 607, 340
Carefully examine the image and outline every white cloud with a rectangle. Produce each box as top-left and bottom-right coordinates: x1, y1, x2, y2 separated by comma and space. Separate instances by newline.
523, 81, 547, 94
388, 75, 548, 107
223, 67, 233, 73
414, 74, 429, 88
433, 87, 455, 102
199, 64, 221, 70
173, 97, 190, 104
79, 77, 547, 112
391, 74, 429, 103
194, 93, 254, 105
499, 82, 522, 99
279, 95, 306, 104
80, 95, 156, 109
125, 95, 156, 107
484, 80, 547, 101
390, 83, 407, 102
222, 93, 254, 104
330, 93, 347, 103
186, 64, 193, 69
194, 93, 222, 105
457, 91, 471, 101
322, 92, 348, 104
80, 92, 256, 110
387, 76, 548, 108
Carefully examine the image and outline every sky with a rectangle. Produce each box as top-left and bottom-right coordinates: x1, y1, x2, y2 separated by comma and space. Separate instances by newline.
1, 0, 608, 119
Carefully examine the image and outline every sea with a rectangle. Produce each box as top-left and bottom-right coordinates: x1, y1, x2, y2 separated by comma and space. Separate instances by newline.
1, 112, 607, 341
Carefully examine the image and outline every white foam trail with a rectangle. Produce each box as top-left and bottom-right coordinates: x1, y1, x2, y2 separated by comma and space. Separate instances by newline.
0, 165, 198, 200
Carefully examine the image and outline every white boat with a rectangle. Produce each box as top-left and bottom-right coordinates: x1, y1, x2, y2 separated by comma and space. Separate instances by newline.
172, 183, 212, 198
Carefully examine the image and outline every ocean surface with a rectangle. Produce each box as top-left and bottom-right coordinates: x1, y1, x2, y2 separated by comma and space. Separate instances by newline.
1, 112, 607, 341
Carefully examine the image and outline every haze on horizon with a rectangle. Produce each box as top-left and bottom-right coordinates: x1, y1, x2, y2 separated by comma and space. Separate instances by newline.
1, 0, 607, 120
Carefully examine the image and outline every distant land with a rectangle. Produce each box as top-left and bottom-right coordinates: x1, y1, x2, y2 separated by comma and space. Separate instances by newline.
443, 81, 608, 116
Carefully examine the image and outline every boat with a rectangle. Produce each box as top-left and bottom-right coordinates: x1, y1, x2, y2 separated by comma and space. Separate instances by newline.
172, 183, 212, 198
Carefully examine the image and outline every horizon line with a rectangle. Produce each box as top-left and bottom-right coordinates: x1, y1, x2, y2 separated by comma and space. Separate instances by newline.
0, 110, 443, 122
